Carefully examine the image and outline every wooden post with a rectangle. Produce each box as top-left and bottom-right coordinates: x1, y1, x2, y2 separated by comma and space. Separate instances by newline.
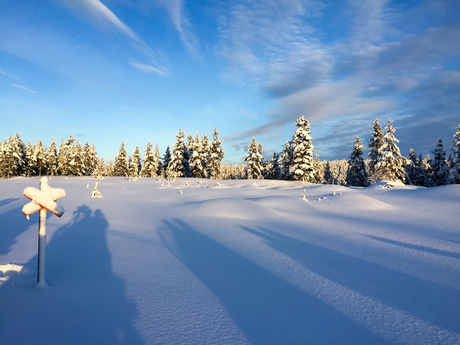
37, 207, 47, 286
22, 177, 66, 287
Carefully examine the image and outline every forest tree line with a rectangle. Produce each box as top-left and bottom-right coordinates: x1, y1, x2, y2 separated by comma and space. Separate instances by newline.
1, 119, 459, 187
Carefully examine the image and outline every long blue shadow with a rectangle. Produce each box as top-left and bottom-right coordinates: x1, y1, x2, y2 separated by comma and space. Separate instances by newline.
159, 218, 390, 345
242, 226, 460, 335
366, 235, 460, 260
3, 204, 144, 345
0, 205, 32, 255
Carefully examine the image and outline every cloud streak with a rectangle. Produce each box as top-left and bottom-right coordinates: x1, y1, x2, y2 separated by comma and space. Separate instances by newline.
157, 0, 200, 57
61, 0, 166, 74
130, 60, 167, 76
219, 0, 460, 159
11, 84, 39, 93
0, 69, 20, 80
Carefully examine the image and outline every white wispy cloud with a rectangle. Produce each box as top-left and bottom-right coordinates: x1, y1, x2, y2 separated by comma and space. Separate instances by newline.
11, 84, 39, 93
130, 60, 168, 76
62, 0, 137, 39
157, 0, 200, 57
61, 0, 165, 73
0, 69, 20, 80
220, 0, 460, 160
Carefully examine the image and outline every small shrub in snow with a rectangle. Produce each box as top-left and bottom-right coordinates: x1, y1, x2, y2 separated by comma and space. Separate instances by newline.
92, 183, 102, 198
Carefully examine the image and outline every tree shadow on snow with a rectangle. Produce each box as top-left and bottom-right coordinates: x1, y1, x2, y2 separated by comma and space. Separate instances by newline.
1, 204, 144, 345
366, 235, 460, 260
241, 226, 460, 336
159, 218, 387, 345
0, 204, 33, 255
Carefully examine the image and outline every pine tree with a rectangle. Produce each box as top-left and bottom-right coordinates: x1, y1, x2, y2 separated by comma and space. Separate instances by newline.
113, 141, 129, 177
58, 134, 76, 176
129, 146, 142, 179
270, 152, 281, 180
154, 144, 162, 176
24, 142, 36, 177
201, 134, 211, 178
34, 139, 46, 176
167, 129, 188, 179
448, 124, 460, 184
3, 134, 25, 178
376, 119, 406, 182
162, 146, 172, 178
279, 141, 294, 180
312, 154, 324, 184
323, 161, 334, 184
141, 142, 159, 177
189, 133, 204, 178
82, 141, 97, 176
430, 139, 449, 186
345, 137, 369, 187
72, 139, 84, 176
185, 134, 194, 177
45, 139, 58, 176
243, 137, 265, 179
368, 119, 385, 183
93, 158, 105, 179
209, 127, 225, 179
289, 116, 314, 182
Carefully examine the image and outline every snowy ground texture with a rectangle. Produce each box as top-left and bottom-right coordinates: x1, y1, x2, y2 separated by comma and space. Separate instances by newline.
1, 177, 460, 345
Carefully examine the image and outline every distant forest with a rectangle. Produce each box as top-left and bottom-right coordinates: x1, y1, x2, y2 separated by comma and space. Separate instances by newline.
1, 119, 459, 187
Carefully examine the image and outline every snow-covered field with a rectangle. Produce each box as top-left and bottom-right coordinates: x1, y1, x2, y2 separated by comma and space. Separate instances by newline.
1, 177, 459, 345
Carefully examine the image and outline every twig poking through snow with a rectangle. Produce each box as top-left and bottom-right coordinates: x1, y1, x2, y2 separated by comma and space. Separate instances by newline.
92, 183, 102, 198
300, 189, 309, 202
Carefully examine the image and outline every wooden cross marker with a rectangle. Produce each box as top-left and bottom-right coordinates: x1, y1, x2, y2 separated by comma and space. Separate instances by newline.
22, 177, 66, 286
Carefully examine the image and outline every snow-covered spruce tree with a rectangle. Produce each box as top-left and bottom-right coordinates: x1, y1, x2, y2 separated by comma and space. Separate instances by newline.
128, 147, 142, 179
429, 139, 449, 186
323, 161, 334, 184
345, 137, 369, 187
209, 127, 225, 179
185, 134, 194, 177
448, 124, 460, 184
45, 138, 58, 176
278, 141, 294, 180
243, 137, 265, 179
312, 154, 324, 184
167, 129, 188, 179
113, 141, 129, 177
141, 142, 158, 177
105, 160, 114, 176
289, 116, 314, 182
93, 157, 105, 179
72, 139, 84, 176
58, 134, 77, 176
0, 141, 4, 178
375, 119, 406, 183
24, 142, 36, 177
368, 119, 385, 183
82, 141, 97, 176
34, 139, 46, 176
2, 134, 24, 178
201, 134, 211, 178
154, 144, 162, 176
189, 133, 204, 178
162, 146, 172, 178
406, 149, 429, 186
23, 142, 33, 177
268, 152, 281, 180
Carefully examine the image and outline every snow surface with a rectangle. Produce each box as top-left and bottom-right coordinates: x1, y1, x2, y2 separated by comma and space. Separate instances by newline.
1, 177, 459, 345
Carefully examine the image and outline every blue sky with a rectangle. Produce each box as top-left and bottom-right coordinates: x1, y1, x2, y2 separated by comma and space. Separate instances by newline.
1, 0, 459, 164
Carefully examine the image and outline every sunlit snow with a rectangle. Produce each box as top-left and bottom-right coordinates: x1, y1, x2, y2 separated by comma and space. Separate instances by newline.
1, 177, 459, 344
